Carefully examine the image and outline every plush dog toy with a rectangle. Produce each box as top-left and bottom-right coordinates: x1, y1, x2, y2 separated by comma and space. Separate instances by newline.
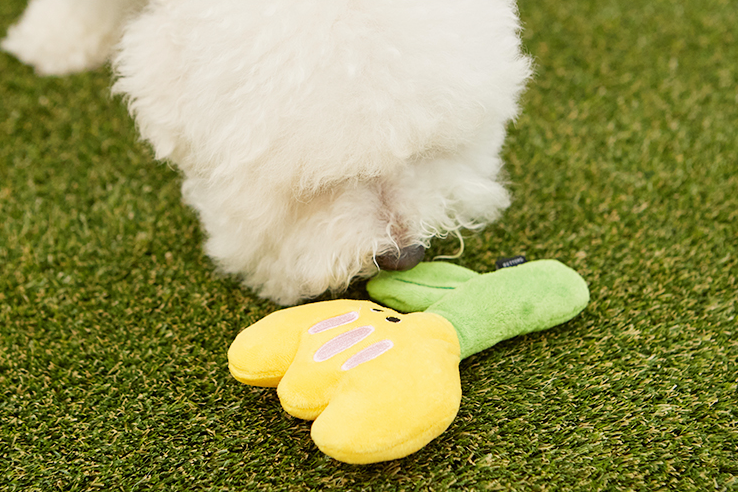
228, 259, 589, 464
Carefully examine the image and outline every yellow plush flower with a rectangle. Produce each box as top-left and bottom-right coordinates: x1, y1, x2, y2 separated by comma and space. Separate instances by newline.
228, 260, 590, 464
228, 299, 462, 464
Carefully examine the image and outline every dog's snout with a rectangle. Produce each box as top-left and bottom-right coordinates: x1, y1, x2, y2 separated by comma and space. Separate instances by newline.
376, 244, 425, 271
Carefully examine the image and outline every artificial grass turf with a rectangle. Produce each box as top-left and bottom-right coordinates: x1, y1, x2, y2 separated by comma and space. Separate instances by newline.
0, 0, 736, 489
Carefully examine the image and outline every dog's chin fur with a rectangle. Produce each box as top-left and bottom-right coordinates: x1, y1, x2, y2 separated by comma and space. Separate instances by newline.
3, 0, 531, 305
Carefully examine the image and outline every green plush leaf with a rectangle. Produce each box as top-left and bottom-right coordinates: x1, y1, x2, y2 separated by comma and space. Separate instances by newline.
367, 261, 479, 312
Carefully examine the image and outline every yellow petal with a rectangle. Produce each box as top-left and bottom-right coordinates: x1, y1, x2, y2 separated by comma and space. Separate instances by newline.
228, 299, 462, 463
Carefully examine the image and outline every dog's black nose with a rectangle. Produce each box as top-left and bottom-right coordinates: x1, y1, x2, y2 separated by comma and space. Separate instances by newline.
376, 244, 425, 271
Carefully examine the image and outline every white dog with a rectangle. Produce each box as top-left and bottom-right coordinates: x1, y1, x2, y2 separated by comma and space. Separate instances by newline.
3, 0, 531, 305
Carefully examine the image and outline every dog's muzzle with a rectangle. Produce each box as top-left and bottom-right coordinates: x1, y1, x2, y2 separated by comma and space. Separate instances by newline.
376, 244, 426, 271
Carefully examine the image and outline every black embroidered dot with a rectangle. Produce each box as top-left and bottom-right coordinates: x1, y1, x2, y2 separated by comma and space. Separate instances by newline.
385, 316, 401, 323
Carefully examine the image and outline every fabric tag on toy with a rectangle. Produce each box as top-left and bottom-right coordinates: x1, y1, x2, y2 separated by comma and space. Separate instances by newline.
495, 255, 526, 269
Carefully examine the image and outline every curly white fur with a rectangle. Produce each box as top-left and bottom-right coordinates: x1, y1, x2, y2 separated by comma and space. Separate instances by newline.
2, 0, 145, 75
3, 0, 531, 305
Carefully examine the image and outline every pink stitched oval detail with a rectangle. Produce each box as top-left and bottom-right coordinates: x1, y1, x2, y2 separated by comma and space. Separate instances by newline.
308, 311, 359, 334
341, 340, 394, 371
313, 326, 375, 362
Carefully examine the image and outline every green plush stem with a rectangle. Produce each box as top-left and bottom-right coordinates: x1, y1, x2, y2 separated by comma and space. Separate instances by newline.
368, 260, 590, 359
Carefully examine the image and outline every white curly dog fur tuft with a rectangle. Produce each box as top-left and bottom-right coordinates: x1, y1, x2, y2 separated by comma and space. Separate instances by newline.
3, 0, 531, 305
